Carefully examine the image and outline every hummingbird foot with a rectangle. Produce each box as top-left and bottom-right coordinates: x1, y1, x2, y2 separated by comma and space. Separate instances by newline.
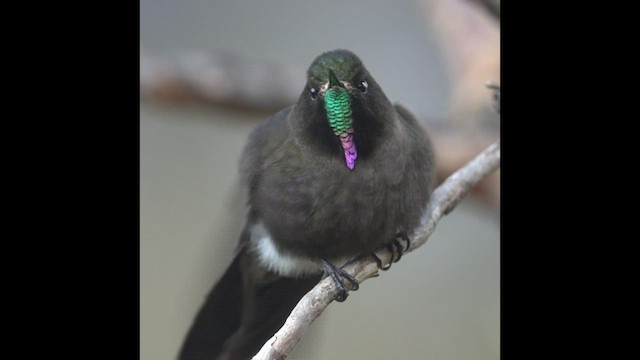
372, 232, 411, 271
319, 258, 359, 302
391, 232, 411, 262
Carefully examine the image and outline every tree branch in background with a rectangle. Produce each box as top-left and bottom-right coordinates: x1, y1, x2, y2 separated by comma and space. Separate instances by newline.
140, 49, 301, 112
252, 141, 501, 360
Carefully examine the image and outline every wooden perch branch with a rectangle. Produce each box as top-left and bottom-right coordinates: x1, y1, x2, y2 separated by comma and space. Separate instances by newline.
253, 141, 501, 360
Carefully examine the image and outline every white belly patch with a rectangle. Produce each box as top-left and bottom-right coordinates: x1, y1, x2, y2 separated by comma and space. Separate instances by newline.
250, 221, 350, 277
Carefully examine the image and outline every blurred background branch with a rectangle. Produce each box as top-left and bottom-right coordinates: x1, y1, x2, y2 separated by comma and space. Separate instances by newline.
140, 49, 301, 112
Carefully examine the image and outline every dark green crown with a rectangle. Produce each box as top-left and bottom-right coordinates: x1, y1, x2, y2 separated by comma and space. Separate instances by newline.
307, 49, 364, 82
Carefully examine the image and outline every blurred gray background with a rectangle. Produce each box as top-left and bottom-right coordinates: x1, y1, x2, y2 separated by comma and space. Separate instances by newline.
140, 0, 500, 359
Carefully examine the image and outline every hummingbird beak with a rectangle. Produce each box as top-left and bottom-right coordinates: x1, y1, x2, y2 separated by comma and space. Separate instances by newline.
328, 70, 343, 88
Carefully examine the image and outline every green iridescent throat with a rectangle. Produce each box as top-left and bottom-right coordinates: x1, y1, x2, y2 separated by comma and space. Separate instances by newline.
324, 87, 353, 136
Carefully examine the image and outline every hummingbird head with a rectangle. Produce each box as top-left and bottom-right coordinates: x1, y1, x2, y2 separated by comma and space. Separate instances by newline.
294, 49, 395, 170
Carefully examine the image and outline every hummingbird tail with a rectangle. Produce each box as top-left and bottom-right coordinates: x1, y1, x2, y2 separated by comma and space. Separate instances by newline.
179, 251, 245, 360
179, 246, 321, 360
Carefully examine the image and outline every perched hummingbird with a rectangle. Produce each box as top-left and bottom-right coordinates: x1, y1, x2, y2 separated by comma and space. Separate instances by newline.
179, 49, 436, 360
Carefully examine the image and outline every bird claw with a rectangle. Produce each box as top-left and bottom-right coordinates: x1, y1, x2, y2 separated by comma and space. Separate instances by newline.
320, 259, 359, 302
372, 232, 411, 271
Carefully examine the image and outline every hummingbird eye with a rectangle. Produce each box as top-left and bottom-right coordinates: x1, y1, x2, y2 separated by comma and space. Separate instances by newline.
356, 80, 368, 93
309, 86, 319, 100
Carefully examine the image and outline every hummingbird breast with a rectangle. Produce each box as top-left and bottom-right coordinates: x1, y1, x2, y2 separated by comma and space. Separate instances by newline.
252, 142, 426, 264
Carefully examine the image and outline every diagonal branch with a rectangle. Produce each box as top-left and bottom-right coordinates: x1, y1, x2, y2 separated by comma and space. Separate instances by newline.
253, 141, 501, 360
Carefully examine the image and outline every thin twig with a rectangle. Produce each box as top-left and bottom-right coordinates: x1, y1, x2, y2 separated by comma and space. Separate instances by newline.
253, 141, 501, 360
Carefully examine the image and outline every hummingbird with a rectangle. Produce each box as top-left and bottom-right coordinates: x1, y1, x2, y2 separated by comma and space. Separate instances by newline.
179, 49, 436, 360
